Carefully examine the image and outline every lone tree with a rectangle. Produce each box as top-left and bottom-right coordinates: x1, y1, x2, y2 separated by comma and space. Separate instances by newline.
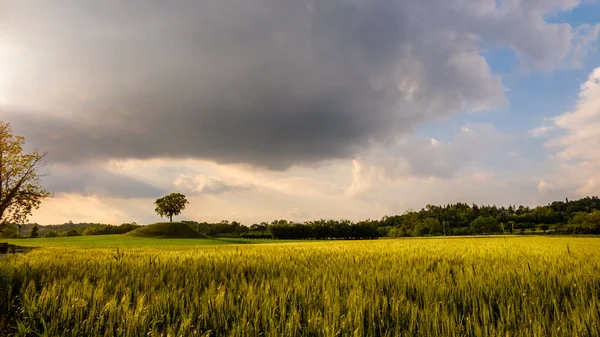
154, 193, 188, 222
0, 121, 50, 227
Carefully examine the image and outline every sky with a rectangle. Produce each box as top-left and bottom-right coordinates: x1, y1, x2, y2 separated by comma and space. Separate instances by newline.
1, 0, 600, 225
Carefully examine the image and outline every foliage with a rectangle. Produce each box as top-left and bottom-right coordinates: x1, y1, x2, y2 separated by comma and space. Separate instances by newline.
2, 235, 283, 248
183, 220, 249, 237
267, 219, 379, 239
14, 222, 109, 237
0, 121, 51, 224
377, 196, 600, 237
387, 226, 408, 237
125, 222, 208, 238
240, 232, 274, 239
64, 229, 81, 237
469, 215, 499, 234
0, 223, 18, 238
154, 193, 188, 222
422, 217, 443, 235
450, 227, 470, 236
30, 224, 39, 238
564, 210, 600, 234
249, 223, 268, 232
44, 230, 57, 238
0, 237, 599, 336
82, 223, 140, 236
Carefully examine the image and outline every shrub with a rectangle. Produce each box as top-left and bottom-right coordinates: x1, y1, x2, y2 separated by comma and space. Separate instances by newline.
0, 224, 18, 238
469, 216, 499, 234
44, 230, 58, 238
66, 230, 80, 237
82, 227, 102, 236
450, 227, 470, 236
388, 227, 411, 237
240, 233, 274, 239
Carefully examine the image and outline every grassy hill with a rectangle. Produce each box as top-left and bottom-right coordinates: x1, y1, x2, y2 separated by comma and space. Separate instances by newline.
126, 222, 210, 238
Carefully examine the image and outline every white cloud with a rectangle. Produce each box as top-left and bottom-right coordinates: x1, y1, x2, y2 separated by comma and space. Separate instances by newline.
539, 66, 600, 196
32, 193, 147, 225
174, 174, 252, 195
529, 125, 555, 137
347, 123, 513, 195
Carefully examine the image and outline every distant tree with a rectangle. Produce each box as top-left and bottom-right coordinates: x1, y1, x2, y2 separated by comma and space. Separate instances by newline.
442, 220, 450, 236
402, 212, 421, 235
423, 218, 442, 235
0, 223, 18, 238
565, 210, 600, 234
44, 230, 57, 238
119, 222, 140, 233
30, 223, 39, 238
0, 121, 51, 225
154, 193, 189, 222
508, 221, 516, 234
250, 222, 268, 231
469, 216, 499, 234
82, 227, 101, 236
415, 222, 431, 236
376, 226, 392, 237
65, 229, 80, 237
539, 224, 549, 234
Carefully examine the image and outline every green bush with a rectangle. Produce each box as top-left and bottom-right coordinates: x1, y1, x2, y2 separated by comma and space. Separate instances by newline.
469, 216, 499, 234
450, 227, 470, 236
66, 230, 81, 237
0, 224, 18, 238
44, 230, 58, 238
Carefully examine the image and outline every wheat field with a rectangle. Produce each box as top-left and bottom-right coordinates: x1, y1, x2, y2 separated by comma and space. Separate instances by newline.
1, 236, 599, 336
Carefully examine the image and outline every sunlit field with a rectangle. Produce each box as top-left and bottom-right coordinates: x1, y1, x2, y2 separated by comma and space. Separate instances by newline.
2, 235, 285, 248
1, 236, 599, 336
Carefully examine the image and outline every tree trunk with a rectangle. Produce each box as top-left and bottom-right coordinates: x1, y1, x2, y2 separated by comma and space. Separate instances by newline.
169, 214, 173, 222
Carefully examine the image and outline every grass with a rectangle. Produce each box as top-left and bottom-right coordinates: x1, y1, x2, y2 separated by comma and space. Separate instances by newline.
1, 235, 285, 248
1, 236, 599, 336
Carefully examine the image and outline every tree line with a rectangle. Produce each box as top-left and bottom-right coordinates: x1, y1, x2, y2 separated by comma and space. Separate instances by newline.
266, 219, 380, 239
379, 196, 600, 237
249, 196, 600, 239
0, 222, 141, 238
2, 196, 599, 239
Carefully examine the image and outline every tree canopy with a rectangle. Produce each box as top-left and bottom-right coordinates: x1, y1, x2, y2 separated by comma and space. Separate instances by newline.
154, 193, 189, 222
0, 121, 50, 225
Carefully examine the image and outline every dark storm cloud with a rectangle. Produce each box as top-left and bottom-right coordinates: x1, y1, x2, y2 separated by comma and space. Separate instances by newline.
2, 0, 594, 169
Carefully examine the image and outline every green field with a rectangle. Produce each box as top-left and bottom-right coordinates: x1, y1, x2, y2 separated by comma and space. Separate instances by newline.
1, 236, 599, 336
2, 235, 285, 247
